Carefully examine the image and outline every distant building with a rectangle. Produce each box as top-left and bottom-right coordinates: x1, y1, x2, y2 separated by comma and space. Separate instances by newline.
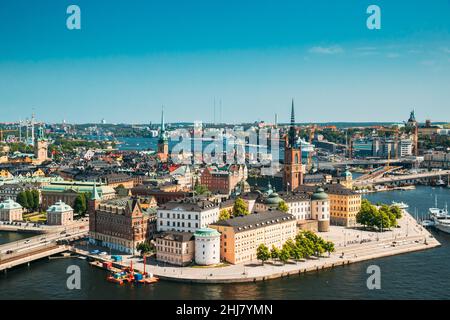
423, 151, 450, 169
41, 181, 115, 210
194, 228, 221, 266
157, 107, 169, 162
210, 210, 296, 265
89, 197, 151, 254
283, 100, 305, 191
200, 164, 247, 195
157, 198, 220, 233
46, 200, 73, 226
0, 198, 23, 222
33, 126, 49, 165
155, 231, 194, 266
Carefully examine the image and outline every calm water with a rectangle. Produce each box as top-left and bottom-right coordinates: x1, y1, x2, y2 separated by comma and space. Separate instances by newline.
1, 186, 449, 300
0, 231, 34, 245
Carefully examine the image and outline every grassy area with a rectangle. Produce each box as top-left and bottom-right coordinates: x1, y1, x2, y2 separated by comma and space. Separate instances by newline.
23, 212, 47, 223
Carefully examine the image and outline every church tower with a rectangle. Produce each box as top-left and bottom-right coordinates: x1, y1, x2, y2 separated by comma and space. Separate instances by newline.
157, 106, 169, 162
283, 100, 304, 192
34, 126, 49, 164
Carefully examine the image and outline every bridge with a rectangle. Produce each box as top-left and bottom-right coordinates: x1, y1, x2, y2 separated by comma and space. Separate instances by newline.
319, 158, 422, 169
0, 221, 88, 272
354, 170, 450, 187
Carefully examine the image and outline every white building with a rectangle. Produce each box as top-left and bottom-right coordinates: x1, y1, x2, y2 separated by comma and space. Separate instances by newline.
194, 228, 221, 265
157, 198, 220, 233
0, 198, 23, 222
47, 200, 74, 226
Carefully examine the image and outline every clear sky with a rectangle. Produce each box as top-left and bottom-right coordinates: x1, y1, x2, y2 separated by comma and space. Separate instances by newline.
0, 0, 449, 124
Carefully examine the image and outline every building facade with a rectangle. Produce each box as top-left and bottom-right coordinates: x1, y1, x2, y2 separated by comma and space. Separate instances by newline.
210, 211, 296, 265
157, 198, 220, 233
194, 228, 221, 266
0, 198, 23, 222
46, 200, 74, 226
89, 197, 150, 254
155, 231, 194, 266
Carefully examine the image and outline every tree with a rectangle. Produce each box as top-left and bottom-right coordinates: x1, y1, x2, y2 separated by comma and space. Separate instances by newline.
31, 190, 40, 211
256, 244, 271, 265
233, 197, 249, 217
194, 184, 209, 195
270, 245, 280, 262
219, 209, 231, 221
136, 242, 154, 256
25, 190, 34, 211
277, 200, 289, 213
73, 194, 86, 214
279, 247, 290, 265
16, 192, 29, 210
323, 241, 335, 257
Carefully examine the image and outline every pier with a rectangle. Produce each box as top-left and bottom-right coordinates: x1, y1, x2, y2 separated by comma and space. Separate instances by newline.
354, 170, 450, 188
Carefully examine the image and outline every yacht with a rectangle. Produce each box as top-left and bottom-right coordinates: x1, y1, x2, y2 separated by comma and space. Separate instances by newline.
391, 201, 409, 209
429, 197, 450, 234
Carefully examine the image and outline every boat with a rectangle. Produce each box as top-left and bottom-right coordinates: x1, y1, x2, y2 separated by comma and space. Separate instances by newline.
429, 196, 450, 234
391, 201, 409, 209
421, 220, 435, 227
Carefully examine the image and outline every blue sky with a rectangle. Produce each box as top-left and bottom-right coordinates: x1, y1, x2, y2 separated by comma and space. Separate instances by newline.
0, 0, 449, 124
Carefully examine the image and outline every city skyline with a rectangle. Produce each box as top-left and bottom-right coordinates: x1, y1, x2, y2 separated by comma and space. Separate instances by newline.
0, 0, 449, 123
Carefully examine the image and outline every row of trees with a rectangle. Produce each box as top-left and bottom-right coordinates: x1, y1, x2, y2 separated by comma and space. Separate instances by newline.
356, 199, 402, 230
256, 231, 335, 265
16, 190, 40, 212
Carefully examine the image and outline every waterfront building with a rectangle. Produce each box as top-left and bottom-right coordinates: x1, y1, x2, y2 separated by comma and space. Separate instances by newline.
210, 210, 296, 264
423, 151, 450, 169
41, 181, 115, 210
46, 200, 73, 226
89, 197, 150, 254
194, 228, 221, 265
157, 198, 220, 233
253, 183, 330, 232
0, 198, 23, 222
200, 164, 248, 195
297, 184, 361, 227
155, 231, 194, 266
283, 100, 305, 192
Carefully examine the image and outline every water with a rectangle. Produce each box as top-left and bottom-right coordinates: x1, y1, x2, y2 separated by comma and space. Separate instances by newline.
0, 231, 34, 245
1, 186, 449, 300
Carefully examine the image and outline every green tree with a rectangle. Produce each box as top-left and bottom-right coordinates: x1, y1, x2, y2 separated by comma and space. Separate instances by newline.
270, 245, 280, 261
218, 209, 231, 221
16, 191, 29, 210
73, 194, 86, 214
323, 241, 335, 257
279, 247, 290, 265
194, 184, 209, 195
136, 242, 154, 256
233, 197, 249, 217
256, 244, 271, 265
277, 200, 289, 213
31, 190, 40, 211
25, 190, 34, 211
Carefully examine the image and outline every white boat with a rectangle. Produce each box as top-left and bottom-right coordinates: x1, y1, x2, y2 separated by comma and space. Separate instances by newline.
391, 201, 409, 209
429, 196, 450, 234
421, 220, 435, 227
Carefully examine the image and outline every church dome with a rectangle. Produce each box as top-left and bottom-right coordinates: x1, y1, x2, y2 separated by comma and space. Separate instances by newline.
265, 191, 283, 205
311, 187, 328, 201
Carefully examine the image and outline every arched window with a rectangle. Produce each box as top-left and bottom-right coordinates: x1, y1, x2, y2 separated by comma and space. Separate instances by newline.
295, 154, 299, 164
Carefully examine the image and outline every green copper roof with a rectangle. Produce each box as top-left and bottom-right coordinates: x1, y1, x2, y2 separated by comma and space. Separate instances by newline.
194, 228, 221, 238
311, 187, 328, 200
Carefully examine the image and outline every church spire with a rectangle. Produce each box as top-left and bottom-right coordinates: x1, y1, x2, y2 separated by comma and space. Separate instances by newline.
91, 181, 101, 201
290, 99, 295, 126
161, 106, 165, 133
288, 99, 297, 146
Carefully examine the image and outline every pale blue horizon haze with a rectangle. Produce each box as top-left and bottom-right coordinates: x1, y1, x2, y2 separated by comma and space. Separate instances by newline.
0, 0, 449, 124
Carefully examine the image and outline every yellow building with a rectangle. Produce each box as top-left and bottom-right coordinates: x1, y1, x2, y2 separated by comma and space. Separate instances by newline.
210, 210, 296, 265
297, 184, 361, 227
0, 169, 13, 179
